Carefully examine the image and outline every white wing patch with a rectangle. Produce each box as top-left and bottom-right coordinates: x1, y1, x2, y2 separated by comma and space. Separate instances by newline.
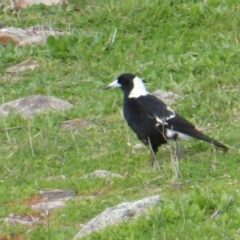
155, 116, 168, 126
166, 129, 192, 140
154, 105, 191, 140
129, 76, 149, 98
155, 106, 175, 127
166, 106, 175, 120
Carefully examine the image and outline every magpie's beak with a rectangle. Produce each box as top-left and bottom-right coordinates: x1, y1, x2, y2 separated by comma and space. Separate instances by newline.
105, 80, 121, 90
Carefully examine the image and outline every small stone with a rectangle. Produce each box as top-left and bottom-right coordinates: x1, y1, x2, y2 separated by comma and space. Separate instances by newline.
46, 175, 67, 181
11, 0, 68, 10
6, 59, 39, 73
229, 195, 234, 200
32, 200, 65, 211
133, 143, 144, 150
210, 209, 219, 219
85, 170, 124, 179
3, 214, 42, 226
40, 189, 76, 200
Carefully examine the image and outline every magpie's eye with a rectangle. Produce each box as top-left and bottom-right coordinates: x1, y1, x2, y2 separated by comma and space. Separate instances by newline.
119, 78, 127, 85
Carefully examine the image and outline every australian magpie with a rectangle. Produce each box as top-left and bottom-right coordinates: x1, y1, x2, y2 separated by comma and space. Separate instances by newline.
105, 73, 227, 167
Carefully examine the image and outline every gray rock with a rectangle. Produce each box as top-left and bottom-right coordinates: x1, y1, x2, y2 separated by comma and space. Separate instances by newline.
6, 59, 39, 73
0, 26, 67, 46
0, 94, 73, 118
3, 213, 42, 226
30, 189, 76, 214
32, 200, 65, 211
85, 170, 124, 179
11, 0, 68, 9
45, 175, 67, 181
39, 189, 76, 200
152, 90, 181, 105
74, 195, 161, 239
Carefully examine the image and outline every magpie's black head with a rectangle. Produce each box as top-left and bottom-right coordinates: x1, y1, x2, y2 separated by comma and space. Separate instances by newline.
105, 73, 148, 98
105, 73, 135, 91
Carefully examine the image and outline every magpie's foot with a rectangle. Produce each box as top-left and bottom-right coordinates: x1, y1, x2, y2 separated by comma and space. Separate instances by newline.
151, 158, 161, 170
171, 152, 181, 178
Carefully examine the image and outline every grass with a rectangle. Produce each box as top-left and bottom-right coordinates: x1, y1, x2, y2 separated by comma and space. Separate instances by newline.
0, 0, 240, 239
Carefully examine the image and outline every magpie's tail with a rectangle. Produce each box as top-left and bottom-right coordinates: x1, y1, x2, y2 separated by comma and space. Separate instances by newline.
191, 130, 228, 150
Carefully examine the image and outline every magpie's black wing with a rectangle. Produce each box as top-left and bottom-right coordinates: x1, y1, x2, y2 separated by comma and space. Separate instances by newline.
136, 95, 195, 129
135, 94, 179, 122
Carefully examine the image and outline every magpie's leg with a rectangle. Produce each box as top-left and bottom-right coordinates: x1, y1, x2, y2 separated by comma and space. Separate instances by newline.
175, 138, 181, 160
148, 138, 160, 170
173, 133, 181, 159
171, 134, 181, 178
150, 149, 160, 170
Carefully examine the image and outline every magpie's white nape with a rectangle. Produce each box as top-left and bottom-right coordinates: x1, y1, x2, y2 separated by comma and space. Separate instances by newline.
105, 73, 227, 169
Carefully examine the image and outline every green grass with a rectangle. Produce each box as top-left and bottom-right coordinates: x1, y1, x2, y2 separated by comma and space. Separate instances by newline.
0, 0, 240, 239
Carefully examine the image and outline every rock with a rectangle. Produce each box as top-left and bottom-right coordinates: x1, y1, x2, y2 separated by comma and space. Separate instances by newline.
45, 175, 67, 181
30, 189, 76, 214
0, 32, 20, 46
32, 200, 65, 211
0, 95, 73, 118
74, 195, 161, 239
3, 214, 42, 226
133, 143, 144, 149
152, 90, 182, 105
85, 170, 124, 179
210, 209, 219, 219
6, 59, 39, 73
11, 0, 68, 10
39, 189, 76, 200
0, 26, 66, 46
127, 142, 144, 150
0, 74, 20, 83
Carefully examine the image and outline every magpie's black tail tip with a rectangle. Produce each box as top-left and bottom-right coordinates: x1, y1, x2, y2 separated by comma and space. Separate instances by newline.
213, 141, 228, 151
221, 146, 228, 152
193, 131, 228, 151
223, 145, 228, 152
